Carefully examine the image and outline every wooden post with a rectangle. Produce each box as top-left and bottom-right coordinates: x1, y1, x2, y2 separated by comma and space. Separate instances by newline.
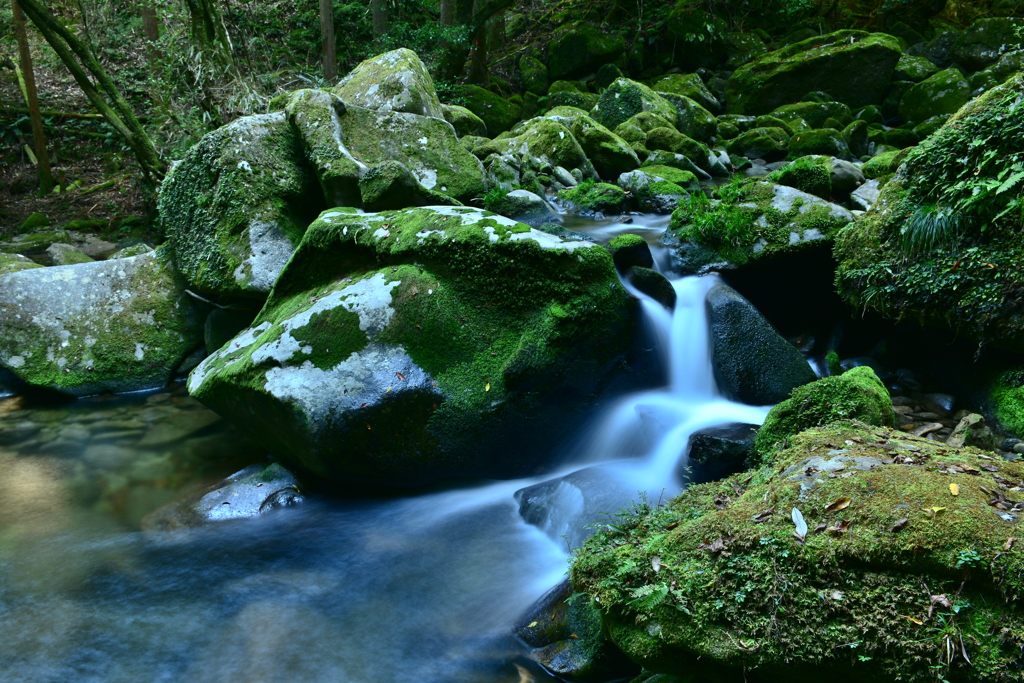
12, 0, 53, 194
320, 0, 337, 82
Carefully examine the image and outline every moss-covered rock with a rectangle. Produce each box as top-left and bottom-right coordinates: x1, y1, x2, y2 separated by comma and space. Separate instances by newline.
726, 31, 902, 115
358, 160, 459, 211
550, 112, 640, 180
645, 128, 709, 167
726, 126, 789, 161
486, 189, 560, 227
766, 155, 832, 199
836, 75, 1024, 351
842, 119, 870, 157
558, 180, 629, 214
911, 114, 950, 140
0, 253, 43, 276
158, 111, 325, 299
455, 84, 521, 136
0, 250, 204, 397
648, 73, 722, 114
571, 417, 1024, 682
860, 146, 914, 178
592, 79, 678, 132
662, 94, 717, 142
669, 180, 853, 273
45, 243, 94, 266
991, 369, 1024, 437
894, 53, 940, 82
520, 54, 550, 96
19, 212, 49, 233
898, 68, 972, 126
0, 230, 71, 256
547, 21, 625, 81
882, 126, 919, 149
544, 89, 600, 112
441, 103, 487, 137
726, 30, 769, 69
616, 169, 692, 214
188, 206, 635, 485
771, 101, 853, 130
332, 48, 444, 119
787, 128, 849, 158
473, 117, 598, 179
754, 366, 895, 462
951, 17, 1024, 71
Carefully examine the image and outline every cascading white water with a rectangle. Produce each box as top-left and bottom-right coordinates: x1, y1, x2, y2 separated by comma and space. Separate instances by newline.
0, 219, 775, 683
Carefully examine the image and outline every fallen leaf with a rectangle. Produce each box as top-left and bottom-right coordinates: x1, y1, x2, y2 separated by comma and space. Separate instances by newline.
792, 507, 808, 543
923, 506, 947, 517
826, 497, 852, 512
366, 423, 371, 430
753, 506, 775, 523
813, 522, 828, 533
1005, 537, 1016, 551
831, 520, 851, 534
652, 556, 662, 573
527, 621, 538, 628
901, 615, 924, 625
950, 483, 960, 496
396, 372, 406, 381
568, 634, 579, 639
929, 594, 953, 619
485, 382, 491, 392
892, 518, 909, 532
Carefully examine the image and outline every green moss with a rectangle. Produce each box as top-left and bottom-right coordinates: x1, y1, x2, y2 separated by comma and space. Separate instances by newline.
767, 156, 831, 199
0, 253, 43, 276
593, 79, 678, 132
455, 84, 521, 136
637, 165, 698, 190
645, 128, 709, 166
726, 127, 789, 161
991, 370, 1024, 437
835, 76, 1024, 351
753, 366, 896, 464
787, 128, 847, 158
559, 180, 628, 214
19, 212, 49, 233
860, 147, 914, 179
547, 21, 625, 81
571, 420, 1024, 682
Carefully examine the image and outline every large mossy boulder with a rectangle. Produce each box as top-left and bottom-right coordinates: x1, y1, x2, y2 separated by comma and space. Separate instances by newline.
159, 111, 325, 299
0, 253, 43, 276
332, 48, 444, 119
455, 85, 521, 136
663, 95, 717, 142
592, 79, 678, 132
187, 206, 635, 485
547, 22, 626, 81
547, 110, 640, 179
668, 181, 853, 274
648, 73, 722, 114
726, 30, 902, 115
706, 282, 816, 406
898, 68, 972, 126
0, 250, 204, 397
753, 366, 895, 462
835, 75, 1024, 352
571, 418, 1024, 683
951, 17, 1024, 71
726, 126, 789, 161
441, 103, 487, 137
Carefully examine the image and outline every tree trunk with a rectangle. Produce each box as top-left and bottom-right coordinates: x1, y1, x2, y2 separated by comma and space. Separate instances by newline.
320, 0, 337, 81
371, 0, 388, 37
17, 0, 165, 187
183, 0, 233, 65
440, 0, 455, 26
12, 0, 53, 194
140, 2, 159, 41
468, 23, 488, 84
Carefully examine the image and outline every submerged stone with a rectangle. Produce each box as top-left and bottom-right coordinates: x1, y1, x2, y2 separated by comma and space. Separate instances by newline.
187, 206, 635, 485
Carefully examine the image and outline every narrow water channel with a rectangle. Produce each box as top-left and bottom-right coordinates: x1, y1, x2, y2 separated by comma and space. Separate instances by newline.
0, 214, 773, 682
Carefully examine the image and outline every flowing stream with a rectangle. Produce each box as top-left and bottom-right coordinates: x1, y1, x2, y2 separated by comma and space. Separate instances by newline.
0, 215, 772, 682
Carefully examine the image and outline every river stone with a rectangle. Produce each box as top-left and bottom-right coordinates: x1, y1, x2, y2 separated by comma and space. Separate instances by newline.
141, 462, 304, 530
685, 422, 758, 483
487, 189, 561, 227
649, 73, 722, 114
473, 117, 598, 180
706, 283, 816, 406
850, 178, 880, 210
159, 111, 325, 299
898, 68, 972, 126
592, 79, 678, 132
566, 114, 640, 180
187, 206, 634, 485
894, 54, 939, 82
0, 251, 204, 397
333, 48, 444, 119
726, 30, 902, 115
358, 160, 460, 211
441, 103, 487, 137
952, 17, 1024, 71
45, 243, 93, 266
0, 253, 43, 276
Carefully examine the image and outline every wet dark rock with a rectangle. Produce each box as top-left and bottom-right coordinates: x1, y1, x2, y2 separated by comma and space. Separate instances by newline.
142, 462, 304, 530
628, 267, 676, 310
514, 578, 639, 682
706, 283, 817, 405
915, 392, 956, 416
607, 234, 654, 272
684, 423, 758, 484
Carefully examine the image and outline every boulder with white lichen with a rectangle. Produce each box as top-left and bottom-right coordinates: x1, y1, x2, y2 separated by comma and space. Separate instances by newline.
187, 206, 637, 485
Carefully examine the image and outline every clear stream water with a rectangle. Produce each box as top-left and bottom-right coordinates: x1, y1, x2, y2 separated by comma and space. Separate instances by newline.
0, 215, 772, 683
